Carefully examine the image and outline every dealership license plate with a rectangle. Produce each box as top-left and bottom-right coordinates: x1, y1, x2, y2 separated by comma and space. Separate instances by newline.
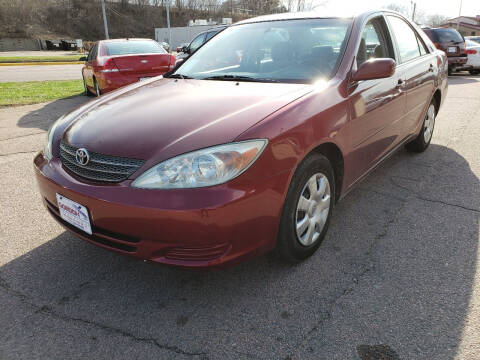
139, 77, 151, 82
56, 194, 92, 235
448, 47, 457, 53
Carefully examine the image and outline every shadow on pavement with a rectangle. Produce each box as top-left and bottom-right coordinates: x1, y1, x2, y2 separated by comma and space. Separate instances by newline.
1, 144, 479, 359
16, 95, 90, 132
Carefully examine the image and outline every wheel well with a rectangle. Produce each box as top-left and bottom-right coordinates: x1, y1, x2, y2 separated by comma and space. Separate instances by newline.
432, 89, 441, 114
311, 143, 344, 202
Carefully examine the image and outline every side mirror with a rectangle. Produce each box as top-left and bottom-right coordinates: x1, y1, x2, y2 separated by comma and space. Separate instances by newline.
79, 56, 87, 62
182, 46, 189, 54
352, 58, 396, 81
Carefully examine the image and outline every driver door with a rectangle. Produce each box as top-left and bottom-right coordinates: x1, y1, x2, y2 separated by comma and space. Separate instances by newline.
347, 15, 407, 182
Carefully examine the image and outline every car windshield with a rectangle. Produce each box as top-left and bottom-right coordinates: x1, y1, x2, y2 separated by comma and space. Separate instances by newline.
105, 40, 167, 56
434, 28, 464, 43
173, 18, 352, 83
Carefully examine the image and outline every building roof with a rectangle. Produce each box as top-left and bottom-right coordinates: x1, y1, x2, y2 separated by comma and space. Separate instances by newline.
442, 21, 480, 30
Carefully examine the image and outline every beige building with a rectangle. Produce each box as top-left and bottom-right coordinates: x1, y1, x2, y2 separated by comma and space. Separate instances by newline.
440, 16, 480, 37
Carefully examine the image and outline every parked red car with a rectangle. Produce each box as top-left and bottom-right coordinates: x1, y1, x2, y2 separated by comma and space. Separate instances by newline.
35, 11, 447, 268
81, 38, 176, 96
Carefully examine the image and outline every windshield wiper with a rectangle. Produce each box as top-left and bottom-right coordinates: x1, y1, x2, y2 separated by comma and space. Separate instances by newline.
202, 75, 279, 83
167, 73, 195, 79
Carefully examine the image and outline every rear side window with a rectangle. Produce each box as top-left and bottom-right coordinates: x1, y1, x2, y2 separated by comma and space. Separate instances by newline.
205, 31, 217, 41
433, 28, 464, 43
189, 33, 206, 53
104, 40, 166, 56
418, 35, 428, 55
387, 16, 421, 62
88, 44, 98, 61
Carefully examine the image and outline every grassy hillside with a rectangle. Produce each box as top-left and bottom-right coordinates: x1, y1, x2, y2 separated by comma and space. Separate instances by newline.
0, 0, 285, 41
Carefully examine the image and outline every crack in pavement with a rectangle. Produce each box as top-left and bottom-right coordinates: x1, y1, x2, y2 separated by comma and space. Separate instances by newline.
288, 189, 409, 359
0, 275, 208, 358
0, 131, 45, 141
0, 150, 38, 157
390, 177, 479, 214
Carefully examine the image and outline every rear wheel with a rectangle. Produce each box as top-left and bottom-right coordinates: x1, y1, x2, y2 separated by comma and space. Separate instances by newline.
469, 69, 480, 75
94, 78, 101, 97
277, 153, 335, 262
406, 101, 436, 153
83, 76, 94, 96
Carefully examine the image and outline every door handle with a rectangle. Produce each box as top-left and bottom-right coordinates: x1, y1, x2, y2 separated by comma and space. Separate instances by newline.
428, 63, 434, 72
395, 79, 404, 88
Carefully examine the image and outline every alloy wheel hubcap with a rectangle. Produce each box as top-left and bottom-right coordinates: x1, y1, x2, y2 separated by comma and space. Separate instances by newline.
423, 104, 435, 143
295, 173, 331, 246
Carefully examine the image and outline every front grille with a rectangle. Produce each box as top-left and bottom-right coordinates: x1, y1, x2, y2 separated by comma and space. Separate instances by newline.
59, 140, 145, 183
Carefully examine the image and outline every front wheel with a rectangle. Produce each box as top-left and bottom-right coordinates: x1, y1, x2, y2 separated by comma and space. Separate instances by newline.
276, 153, 335, 262
469, 69, 480, 75
405, 101, 436, 153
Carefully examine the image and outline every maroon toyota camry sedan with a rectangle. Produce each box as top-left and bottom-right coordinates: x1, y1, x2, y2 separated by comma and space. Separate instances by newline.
35, 11, 447, 268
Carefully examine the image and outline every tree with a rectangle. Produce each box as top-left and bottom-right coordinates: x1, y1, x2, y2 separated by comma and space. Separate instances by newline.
425, 14, 449, 27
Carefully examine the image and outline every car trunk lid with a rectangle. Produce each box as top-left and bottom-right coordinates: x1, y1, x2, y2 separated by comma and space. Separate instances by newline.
112, 54, 174, 76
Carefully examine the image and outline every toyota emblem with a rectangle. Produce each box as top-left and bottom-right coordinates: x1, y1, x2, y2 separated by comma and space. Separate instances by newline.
75, 148, 90, 166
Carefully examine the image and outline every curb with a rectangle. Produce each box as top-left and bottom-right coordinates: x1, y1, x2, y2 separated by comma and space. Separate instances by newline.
0, 61, 85, 66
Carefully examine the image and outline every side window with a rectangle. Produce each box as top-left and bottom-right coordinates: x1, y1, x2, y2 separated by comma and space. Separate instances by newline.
87, 45, 95, 61
205, 31, 216, 42
357, 17, 394, 67
387, 16, 421, 62
189, 33, 206, 53
88, 44, 98, 61
417, 36, 428, 55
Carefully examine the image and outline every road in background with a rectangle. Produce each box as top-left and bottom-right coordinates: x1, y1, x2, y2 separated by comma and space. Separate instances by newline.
0, 51, 83, 57
0, 64, 84, 82
0, 75, 479, 359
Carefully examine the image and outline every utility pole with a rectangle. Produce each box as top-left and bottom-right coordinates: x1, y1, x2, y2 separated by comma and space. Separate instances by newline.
456, 0, 463, 31
166, 0, 171, 51
411, 1, 416, 22
101, 0, 109, 39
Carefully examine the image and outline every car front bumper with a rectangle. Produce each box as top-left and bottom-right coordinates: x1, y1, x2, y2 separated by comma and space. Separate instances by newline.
34, 152, 290, 268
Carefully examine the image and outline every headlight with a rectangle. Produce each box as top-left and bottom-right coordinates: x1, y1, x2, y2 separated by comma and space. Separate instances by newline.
43, 117, 63, 161
132, 140, 268, 189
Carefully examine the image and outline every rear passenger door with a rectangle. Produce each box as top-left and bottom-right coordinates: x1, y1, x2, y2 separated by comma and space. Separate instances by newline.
386, 15, 436, 136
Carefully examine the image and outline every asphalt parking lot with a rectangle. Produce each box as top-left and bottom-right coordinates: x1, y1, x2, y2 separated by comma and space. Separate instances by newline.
1, 74, 479, 359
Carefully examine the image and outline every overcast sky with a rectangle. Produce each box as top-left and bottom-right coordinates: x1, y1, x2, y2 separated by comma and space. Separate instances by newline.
310, 0, 479, 18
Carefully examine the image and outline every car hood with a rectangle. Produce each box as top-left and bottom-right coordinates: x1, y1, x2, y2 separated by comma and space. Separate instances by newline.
63, 78, 312, 163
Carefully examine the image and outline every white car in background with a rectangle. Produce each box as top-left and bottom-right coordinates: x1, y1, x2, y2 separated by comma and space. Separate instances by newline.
465, 39, 480, 75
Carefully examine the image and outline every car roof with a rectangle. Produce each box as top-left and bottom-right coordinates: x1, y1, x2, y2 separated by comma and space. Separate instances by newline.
99, 38, 155, 44
233, 10, 406, 25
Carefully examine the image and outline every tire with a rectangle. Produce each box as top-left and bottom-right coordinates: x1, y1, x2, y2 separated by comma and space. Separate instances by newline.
405, 101, 436, 153
94, 78, 101, 97
448, 67, 452, 76
469, 69, 480, 75
276, 153, 335, 263
83, 76, 94, 96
